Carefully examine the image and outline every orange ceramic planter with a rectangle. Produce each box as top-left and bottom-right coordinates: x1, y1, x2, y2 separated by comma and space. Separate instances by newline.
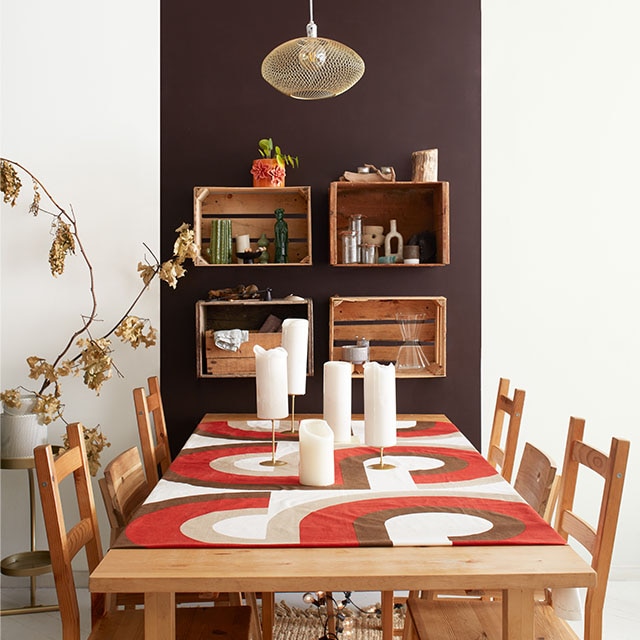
251, 158, 286, 187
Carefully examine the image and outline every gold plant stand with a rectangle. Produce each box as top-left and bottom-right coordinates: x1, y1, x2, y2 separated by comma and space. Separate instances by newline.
1, 456, 59, 616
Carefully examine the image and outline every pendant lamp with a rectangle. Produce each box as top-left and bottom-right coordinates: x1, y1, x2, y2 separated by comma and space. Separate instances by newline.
261, 0, 365, 100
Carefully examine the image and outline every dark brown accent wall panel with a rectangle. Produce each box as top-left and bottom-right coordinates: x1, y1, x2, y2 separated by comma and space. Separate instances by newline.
160, 0, 481, 454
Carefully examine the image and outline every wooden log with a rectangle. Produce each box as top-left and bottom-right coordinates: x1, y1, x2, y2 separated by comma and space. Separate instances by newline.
411, 149, 438, 182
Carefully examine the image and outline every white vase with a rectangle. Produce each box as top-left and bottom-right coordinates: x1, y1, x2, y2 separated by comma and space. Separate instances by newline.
1, 394, 48, 459
384, 219, 403, 263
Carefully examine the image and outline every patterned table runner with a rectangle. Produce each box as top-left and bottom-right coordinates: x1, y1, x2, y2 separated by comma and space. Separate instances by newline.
115, 419, 565, 549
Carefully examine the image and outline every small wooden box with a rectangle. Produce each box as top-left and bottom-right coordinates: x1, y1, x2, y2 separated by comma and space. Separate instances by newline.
194, 186, 312, 266
196, 299, 314, 378
329, 296, 446, 378
328, 181, 450, 266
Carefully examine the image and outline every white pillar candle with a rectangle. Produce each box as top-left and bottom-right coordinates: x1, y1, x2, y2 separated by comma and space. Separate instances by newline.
323, 361, 353, 443
236, 233, 251, 253
254, 345, 289, 419
298, 419, 335, 486
363, 362, 397, 448
281, 318, 309, 396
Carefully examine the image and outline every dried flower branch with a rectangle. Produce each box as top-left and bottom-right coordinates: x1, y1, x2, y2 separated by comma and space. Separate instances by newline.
0, 158, 198, 473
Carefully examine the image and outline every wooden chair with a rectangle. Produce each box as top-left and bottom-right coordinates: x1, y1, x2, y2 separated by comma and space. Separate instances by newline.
487, 377, 526, 482
133, 376, 171, 487
98, 446, 150, 547
132, 377, 263, 639
513, 441, 558, 522
34, 422, 253, 640
402, 416, 630, 640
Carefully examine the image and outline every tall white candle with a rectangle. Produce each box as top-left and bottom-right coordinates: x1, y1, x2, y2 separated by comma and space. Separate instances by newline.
363, 362, 397, 448
298, 419, 335, 486
281, 318, 309, 396
254, 345, 289, 419
323, 361, 352, 443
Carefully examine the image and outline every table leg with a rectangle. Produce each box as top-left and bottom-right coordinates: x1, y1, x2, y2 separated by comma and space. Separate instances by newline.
145, 592, 175, 640
502, 588, 534, 640
380, 591, 394, 640
262, 592, 274, 640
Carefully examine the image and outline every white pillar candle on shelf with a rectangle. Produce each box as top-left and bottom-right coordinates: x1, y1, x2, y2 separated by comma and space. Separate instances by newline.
323, 361, 353, 443
254, 345, 289, 419
298, 419, 335, 486
281, 318, 309, 396
363, 361, 397, 448
236, 233, 251, 253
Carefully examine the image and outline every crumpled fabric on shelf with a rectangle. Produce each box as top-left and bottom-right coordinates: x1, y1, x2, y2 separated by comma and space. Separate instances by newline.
214, 329, 249, 352
340, 164, 396, 182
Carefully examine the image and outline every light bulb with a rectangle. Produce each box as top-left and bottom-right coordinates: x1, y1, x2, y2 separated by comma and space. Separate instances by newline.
298, 39, 327, 71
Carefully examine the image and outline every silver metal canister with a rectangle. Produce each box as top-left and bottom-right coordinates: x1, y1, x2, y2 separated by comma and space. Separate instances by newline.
349, 214, 364, 262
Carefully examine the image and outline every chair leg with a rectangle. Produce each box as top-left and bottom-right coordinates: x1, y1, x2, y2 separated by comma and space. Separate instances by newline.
262, 592, 275, 640
245, 592, 263, 640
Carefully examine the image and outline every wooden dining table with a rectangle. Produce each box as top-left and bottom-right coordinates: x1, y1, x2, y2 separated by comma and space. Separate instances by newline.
89, 413, 596, 640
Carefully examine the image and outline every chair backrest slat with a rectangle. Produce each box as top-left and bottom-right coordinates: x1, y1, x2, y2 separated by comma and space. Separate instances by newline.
487, 377, 526, 482
134, 376, 171, 487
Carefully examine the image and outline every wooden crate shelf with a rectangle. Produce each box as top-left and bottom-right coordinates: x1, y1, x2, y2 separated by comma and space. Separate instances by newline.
328, 181, 450, 266
193, 186, 312, 266
329, 296, 446, 378
196, 298, 314, 378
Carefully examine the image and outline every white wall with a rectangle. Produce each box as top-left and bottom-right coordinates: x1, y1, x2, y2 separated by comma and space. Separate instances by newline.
482, 0, 640, 578
0, 0, 160, 575
2, 0, 638, 584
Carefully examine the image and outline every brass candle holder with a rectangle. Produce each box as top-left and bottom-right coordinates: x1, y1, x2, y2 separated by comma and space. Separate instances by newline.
260, 419, 287, 467
369, 447, 395, 470
289, 394, 297, 433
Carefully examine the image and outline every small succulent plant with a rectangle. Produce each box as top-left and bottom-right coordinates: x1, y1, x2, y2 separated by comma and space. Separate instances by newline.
257, 138, 299, 168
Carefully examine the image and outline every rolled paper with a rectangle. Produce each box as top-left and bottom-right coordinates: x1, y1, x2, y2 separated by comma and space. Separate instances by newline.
236, 233, 251, 254
323, 361, 352, 443
363, 361, 397, 448
281, 318, 309, 396
298, 419, 335, 486
254, 345, 289, 419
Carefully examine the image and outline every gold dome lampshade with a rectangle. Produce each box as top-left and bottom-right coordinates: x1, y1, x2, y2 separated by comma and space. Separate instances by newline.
261, 0, 365, 100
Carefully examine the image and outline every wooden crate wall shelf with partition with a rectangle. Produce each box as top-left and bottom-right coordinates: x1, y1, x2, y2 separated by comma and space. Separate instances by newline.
328, 296, 446, 378
196, 298, 314, 378
328, 181, 450, 266
193, 186, 312, 266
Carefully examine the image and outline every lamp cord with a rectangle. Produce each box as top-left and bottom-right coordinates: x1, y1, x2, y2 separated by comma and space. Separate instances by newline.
306, 0, 318, 37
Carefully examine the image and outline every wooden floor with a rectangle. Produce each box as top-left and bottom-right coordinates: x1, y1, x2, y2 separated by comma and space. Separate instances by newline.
1, 585, 639, 639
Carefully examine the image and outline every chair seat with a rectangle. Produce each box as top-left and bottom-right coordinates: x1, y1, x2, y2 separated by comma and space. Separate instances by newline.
404, 597, 579, 640
90, 604, 253, 639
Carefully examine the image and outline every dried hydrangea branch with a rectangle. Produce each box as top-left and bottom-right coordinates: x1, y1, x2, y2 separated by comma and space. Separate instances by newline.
1, 157, 68, 213
1, 158, 199, 472
47, 207, 99, 391
2, 158, 100, 396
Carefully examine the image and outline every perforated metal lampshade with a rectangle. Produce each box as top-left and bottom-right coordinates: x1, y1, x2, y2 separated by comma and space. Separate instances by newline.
261, 1, 365, 100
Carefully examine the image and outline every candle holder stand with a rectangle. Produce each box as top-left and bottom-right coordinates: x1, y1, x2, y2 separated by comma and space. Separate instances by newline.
289, 394, 297, 433
370, 447, 395, 470
260, 419, 287, 467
